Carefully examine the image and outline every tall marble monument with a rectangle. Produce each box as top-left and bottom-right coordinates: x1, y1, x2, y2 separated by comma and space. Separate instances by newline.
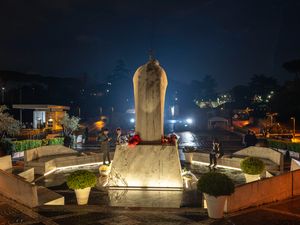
133, 58, 167, 142
109, 57, 182, 190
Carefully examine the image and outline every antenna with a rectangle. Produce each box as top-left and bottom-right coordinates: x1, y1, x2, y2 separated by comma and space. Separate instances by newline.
148, 0, 155, 60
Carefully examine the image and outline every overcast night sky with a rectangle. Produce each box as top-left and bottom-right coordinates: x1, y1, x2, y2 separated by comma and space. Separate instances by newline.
1, 0, 300, 90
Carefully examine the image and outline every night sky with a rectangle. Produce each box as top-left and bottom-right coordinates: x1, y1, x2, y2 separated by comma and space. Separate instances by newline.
1, 0, 300, 90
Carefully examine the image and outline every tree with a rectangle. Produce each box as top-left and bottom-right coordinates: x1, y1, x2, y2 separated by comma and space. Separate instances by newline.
201, 75, 218, 100
230, 85, 251, 105
0, 105, 20, 140
60, 113, 80, 137
248, 74, 278, 97
106, 59, 133, 112
282, 59, 300, 79
191, 75, 218, 101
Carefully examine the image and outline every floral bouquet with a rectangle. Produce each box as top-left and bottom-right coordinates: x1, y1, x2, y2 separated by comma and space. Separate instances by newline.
128, 134, 142, 148
161, 134, 178, 145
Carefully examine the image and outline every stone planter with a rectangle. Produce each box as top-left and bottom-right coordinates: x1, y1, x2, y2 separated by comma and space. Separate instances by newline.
74, 187, 91, 205
244, 174, 260, 183
204, 193, 227, 219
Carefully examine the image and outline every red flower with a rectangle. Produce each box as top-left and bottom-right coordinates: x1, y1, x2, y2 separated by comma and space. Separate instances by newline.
128, 134, 142, 148
161, 134, 178, 145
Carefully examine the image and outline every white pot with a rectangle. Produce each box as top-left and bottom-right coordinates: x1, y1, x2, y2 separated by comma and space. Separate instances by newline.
204, 193, 227, 219
244, 174, 260, 183
74, 187, 91, 205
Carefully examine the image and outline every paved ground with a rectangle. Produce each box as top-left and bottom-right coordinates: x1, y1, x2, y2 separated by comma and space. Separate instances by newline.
1, 192, 300, 225
178, 130, 243, 153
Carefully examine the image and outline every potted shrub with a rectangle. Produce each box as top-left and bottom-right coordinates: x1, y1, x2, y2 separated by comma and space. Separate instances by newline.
240, 157, 265, 183
197, 172, 235, 219
67, 170, 97, 205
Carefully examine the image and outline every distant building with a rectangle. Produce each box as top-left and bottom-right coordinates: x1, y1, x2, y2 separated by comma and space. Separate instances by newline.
12, 104, 69, 130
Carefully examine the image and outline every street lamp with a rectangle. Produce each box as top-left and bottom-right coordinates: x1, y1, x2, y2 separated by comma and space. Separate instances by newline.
291, 117, 296, 138
1, 87, 5, 104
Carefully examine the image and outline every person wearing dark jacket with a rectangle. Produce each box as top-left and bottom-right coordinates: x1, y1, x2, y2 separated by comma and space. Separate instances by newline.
98, 128, 112, 165
209, 138, 220, 168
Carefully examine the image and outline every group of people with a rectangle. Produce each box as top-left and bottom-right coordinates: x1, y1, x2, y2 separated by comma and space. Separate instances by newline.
98, 127, 127, 165
98, 127, 224, 169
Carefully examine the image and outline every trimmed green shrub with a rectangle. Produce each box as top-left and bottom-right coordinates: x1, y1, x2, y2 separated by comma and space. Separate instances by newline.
240, 157, 265, 175
48, 137, 64, 145
197, 172, 235, 197
67, 170, 97, 190
267, 139, 300, 153
12, 140, 42, 152
12, 137, 64, 152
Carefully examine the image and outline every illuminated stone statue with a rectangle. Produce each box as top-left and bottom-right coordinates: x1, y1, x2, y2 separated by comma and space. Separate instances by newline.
133, 58, 168, 142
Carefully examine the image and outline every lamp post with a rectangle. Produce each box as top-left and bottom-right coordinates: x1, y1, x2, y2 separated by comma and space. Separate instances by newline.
291, 117, 296, 138
1, 87, 5, 104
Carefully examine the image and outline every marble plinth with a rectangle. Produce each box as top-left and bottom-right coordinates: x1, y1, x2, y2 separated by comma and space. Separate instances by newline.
108, 145, 183, 189
108, 189, 183, 208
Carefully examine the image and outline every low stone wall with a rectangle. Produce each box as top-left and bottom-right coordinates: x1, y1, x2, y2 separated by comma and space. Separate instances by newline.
233, 146, 284, 171
26, 152, 115, 174
0, 169, 38, 207
24, 145, 77, 162
55, 152, 114, 168
18, 168, 35, 182
0, 155, 12, 170
291, 159, 300, 171
225, 169, 300, 213
185, 152, 279, 171
293, 169, 300, 196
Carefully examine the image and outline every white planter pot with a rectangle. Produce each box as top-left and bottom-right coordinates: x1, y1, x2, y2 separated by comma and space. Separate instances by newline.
74, 187, 91, 205
244, 174, 260, 183
204, 193, 227, 219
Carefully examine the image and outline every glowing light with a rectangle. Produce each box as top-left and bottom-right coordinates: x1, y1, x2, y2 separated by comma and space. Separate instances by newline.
191, 160, 242, 171
95, 120, 105, 129
130, 118, 135, 123
171, 106, 175, 117
186, 118, 193, 124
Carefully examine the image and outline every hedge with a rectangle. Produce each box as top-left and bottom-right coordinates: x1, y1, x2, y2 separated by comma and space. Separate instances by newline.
12, 137, 65, 152
267, 139, 300, 153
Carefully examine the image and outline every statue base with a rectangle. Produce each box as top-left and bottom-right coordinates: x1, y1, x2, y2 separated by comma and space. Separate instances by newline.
108, 144, 183, 189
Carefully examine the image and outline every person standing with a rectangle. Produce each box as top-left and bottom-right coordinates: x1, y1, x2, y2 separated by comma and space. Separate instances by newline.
209, 138, 220, 168
98, 128, 112, 165
115, 127, 122, 145
244, 130, 252, 147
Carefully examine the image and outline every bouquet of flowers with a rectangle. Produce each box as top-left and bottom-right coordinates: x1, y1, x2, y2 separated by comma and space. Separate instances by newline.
161, 134, 178, 145
128, 134, 142, 147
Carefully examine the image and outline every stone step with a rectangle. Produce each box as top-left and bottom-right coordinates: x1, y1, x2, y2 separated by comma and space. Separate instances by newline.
37, 186, 64, 206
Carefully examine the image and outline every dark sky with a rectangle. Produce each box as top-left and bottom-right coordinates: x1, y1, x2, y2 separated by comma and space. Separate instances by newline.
1, 0, 300, 90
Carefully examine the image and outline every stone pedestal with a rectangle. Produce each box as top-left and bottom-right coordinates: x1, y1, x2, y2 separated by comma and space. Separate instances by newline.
108, 189, 183, 208
108, 145, 183, 189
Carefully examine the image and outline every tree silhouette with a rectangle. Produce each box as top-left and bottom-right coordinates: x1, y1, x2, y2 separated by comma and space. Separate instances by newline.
282, 59, 300, 79
248, 74, 278, 96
